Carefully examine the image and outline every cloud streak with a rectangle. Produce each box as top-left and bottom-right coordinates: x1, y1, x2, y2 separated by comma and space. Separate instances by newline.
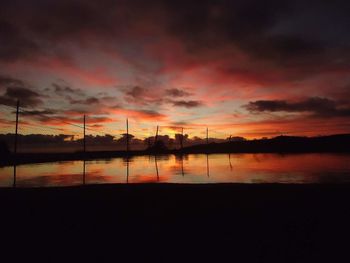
244, 97, 350, 118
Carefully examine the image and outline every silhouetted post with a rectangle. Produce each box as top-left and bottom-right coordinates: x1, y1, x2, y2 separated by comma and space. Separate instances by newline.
126, 118, 129, 153
83, 115, 86, 153
154, 125, 159, 145
13, 100, 19, 188
206, 127, 209, 145
14, 100, 19, 155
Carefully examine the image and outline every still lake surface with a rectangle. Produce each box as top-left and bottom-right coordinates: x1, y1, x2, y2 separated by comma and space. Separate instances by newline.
1, 153, 350, 187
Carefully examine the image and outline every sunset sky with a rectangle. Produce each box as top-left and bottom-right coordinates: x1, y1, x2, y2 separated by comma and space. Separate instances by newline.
1, 0, 350, 139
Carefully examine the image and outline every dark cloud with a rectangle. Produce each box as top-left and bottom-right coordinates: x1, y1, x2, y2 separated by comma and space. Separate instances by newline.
170, 121, 190, 126
0, 75, 44, 107
0, 0, 147, 62
170, 100, 203, 108
0, 20, 39, 61
165, 88, 192, 97
31, 114, 113, 125
6, 87, 40, 100
70, 97, 100, 105
1, 0, 349, 66
52, 83, 81, 94
0, 75, 24, 88
123, 86, 164, 106
50, 83, 85, 99
20, 109, 57, 116
137, 109, 165, 118
125, 86, 146, 99
157, 0, 334, 77
123, 86, 201, 108
244, 97, 350, 118
0, 86, 43, 107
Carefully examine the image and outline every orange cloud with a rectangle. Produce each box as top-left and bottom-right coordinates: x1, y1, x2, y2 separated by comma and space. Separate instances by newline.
110, 108, 168, 122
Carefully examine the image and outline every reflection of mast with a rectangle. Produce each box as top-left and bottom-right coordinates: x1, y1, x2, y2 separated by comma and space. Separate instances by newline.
126, 158, 129, 183
155, 155, 159, 181
83, 160, 86, 185
181, 155, 184, 177
229, 154, 233, 171
13, 164, 16, 188
206, 154, 210, 178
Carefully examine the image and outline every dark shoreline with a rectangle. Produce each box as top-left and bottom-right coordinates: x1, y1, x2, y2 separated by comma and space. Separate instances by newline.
2, 149, 350, 167
1, 133, 349, 166
1, 183, 350, 262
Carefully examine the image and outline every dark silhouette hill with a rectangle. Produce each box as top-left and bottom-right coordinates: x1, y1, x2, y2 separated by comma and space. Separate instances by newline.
181, 134, 350, 153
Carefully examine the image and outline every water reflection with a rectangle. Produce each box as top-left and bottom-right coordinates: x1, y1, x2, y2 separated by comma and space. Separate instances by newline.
206, 154, 210, 178
13, 164, 16, 188
83, 160, 86, 185
155, 155, 159, 181
181, 156, 184, 177
175, 154, 186, 177
0, 153, 350, 187
228, 153, 233, 171
126, 158, 129, 183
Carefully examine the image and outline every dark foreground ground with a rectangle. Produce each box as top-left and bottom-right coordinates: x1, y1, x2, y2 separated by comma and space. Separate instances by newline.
1, 183, 350, 262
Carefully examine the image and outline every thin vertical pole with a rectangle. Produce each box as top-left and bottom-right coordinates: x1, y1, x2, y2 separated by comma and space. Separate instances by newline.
83, 115, 86, 186
14, 100, 19, 155
155, 125, 159, 145
13, 100, 19, 188
206, 127, 209, 145
83, 115, 86, 153
126, 118, 129, 153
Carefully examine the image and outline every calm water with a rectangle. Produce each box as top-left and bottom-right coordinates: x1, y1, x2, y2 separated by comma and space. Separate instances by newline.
1, 153, 350, 187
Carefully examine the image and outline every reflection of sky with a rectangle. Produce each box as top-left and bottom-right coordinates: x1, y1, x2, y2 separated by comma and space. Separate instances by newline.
1, 153, 350, 187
